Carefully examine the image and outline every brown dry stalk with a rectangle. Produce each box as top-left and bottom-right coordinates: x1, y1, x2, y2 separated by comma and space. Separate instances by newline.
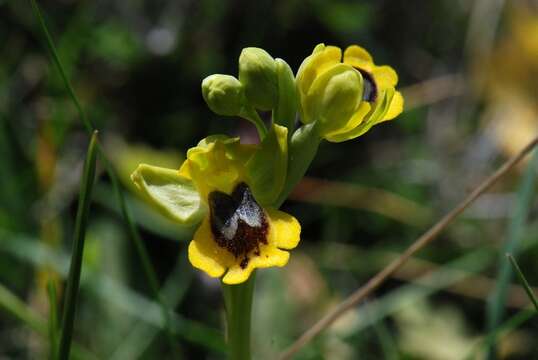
279, 135, 538, 360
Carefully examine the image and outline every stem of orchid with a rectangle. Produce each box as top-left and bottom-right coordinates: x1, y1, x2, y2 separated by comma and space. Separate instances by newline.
222, 272, 256, 360
241, 107, 268, 140
275, 122, 321, 207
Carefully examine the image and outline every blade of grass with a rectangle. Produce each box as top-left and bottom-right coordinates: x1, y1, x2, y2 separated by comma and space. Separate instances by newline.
279, 135, 538, 360
466, 308, 536, 360
47, 280, 59, 359
0, 229, 226, 353
485, 149, 538, 358
373, 319, 398, 360
506, 254, 538, 311
0, 283, 96, 360
58, 131, 98, 360
110, 256, 193, 359
28, 1, 180, 356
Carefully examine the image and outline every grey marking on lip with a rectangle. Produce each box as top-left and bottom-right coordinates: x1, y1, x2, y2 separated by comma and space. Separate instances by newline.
208, 182, 268, 262
356, 68, 377, 102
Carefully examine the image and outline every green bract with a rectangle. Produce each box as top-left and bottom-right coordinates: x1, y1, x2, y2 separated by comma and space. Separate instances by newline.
239, 47, 278, 111
201, 74, 246, 116
246, 124, 288, 205
130, 164, 206, 225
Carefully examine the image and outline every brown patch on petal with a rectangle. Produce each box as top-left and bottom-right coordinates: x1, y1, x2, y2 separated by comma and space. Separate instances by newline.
208, 183, 269, 263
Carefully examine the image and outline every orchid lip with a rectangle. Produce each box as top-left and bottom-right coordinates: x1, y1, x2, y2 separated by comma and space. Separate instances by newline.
355, 68, 377, 102
208, 182, 269, 268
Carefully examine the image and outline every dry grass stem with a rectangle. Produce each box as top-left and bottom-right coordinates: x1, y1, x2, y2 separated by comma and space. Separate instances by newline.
279, 135, 538, 360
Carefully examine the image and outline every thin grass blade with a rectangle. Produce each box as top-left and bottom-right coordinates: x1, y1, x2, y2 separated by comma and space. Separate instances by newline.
485, 149, 538, 358
0, 282, 95, 360
28, 2, 179, 356
0, 229, 226, 353
47, 280, 59, 359
466, 308, 536, 360
58, 131, 99, 360
506, 254, 538, 311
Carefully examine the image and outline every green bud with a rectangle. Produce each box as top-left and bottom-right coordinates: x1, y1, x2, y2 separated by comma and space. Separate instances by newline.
201, 74, 245, 116
273, 58, 298, 135
303, 63, 364, 136
238, 47, 278, 111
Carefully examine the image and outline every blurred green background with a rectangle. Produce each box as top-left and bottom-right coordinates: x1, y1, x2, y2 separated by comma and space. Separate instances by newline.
1, 0, 538, 359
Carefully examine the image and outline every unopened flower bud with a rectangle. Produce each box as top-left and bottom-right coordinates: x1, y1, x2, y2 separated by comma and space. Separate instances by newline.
201, 74, 245, 116
238, 47, 278, 111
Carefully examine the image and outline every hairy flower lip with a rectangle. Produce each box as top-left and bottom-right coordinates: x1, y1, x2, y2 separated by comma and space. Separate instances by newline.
208, 182, 269, 267
131, 132, 300, 284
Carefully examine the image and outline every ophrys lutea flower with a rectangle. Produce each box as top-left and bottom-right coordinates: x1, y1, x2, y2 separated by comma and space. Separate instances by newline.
296, 43, 404, 142
130, 125, 300, 284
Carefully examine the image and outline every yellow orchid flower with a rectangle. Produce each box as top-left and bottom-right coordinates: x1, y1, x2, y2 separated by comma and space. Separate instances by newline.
130, 125, 301, 284
296, 43, 404, 142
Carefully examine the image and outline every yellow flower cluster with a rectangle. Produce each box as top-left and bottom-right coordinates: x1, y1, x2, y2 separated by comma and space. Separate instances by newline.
130, 44, 403, 284
297, 44, 403, 142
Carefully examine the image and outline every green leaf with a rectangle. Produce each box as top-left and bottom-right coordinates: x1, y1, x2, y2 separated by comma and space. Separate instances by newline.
507, 254, 538, 311
131, 164, 206, 225
246, 124, 288, 206
58, 131, 99, 360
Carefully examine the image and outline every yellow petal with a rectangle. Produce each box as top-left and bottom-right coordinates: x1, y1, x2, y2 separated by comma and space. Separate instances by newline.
189, 207, 300, 284
325, 89, 394, 142
252, 246, 290, 267
186, 137, 255, 199
222, 245, 290, 285
311, 43, 326, 54
222, 262, 255, 285
315, 46, 343, 75
382, 90, 404, 121
343, 45, 374, 71
178, 161, 191, 179
266, 208, 301, 250
188, 217, 234, 278
297, 45, 342, 99
324, 102, 372, 141
305, 63, 363, 134
372, 65, 398, 89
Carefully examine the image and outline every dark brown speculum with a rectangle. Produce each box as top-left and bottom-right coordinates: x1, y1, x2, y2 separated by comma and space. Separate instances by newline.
208, 182, 268, 268
354, 68, 377, 103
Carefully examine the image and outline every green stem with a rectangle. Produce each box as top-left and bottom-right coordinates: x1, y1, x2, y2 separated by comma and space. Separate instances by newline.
58, 131, 98, 360
222, 273, 256, 360
276, 122, 321, 207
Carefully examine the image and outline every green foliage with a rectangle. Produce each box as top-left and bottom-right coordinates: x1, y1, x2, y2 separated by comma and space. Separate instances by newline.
1, 0, 538, 358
